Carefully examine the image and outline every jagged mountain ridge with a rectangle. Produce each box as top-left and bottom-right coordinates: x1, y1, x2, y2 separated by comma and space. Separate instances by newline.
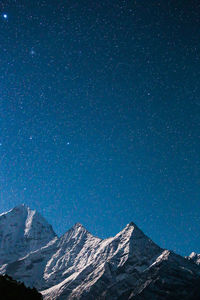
0, 204, 199, 300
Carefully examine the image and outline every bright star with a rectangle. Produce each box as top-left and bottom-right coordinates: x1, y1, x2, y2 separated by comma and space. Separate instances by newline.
3, 14, 8, 19
30, 49, 36, 56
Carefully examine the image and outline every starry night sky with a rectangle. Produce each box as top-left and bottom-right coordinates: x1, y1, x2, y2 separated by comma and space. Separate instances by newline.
0, 0, 200, 256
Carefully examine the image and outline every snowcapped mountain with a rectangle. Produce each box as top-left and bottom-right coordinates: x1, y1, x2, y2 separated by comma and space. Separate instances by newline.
0, 205, 200, 300
0, 204, 56, 265
187, 252, 200, 265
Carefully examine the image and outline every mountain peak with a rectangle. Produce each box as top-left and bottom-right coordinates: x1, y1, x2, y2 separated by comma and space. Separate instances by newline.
0, 204, 56, 264
188, 252, 200, 265
189, 252, 198, 258
16, 203, 28, 208
120, 221, 142, 236
128, 221, 135, 226
12, 203, 31, 212
68, 222, 87, 234
126, 221, 138, 229
73, 222, 84, 229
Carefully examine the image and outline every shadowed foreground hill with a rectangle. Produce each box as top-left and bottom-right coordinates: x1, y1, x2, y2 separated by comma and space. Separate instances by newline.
0, 275, 42, 300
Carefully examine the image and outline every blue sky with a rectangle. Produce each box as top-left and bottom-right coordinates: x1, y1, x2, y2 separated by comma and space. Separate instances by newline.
0, 0, 200, 256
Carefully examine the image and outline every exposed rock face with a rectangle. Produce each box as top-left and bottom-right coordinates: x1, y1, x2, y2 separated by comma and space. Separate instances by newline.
0, 205, 199, 300
0, 204, 56, 265
187, 252, 200, 265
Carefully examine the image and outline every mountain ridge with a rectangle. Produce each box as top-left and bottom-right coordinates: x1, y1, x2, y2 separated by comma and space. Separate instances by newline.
0, 204, 199, 300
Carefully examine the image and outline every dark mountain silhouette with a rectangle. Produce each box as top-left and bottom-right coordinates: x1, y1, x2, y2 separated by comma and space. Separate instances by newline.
0, 274, 42, 300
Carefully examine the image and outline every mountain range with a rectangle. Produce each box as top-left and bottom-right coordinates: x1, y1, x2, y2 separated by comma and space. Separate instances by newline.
0, 204, 199, 300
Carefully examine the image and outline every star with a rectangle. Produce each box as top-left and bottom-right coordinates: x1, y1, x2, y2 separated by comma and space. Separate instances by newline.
30, 49, 36, 56
0, 0, 199, 259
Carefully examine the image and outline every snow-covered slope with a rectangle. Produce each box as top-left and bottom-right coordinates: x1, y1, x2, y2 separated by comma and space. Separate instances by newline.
187, 252, 200, 265
42, 223, 200, 300
0, 205, 199, 300
0, 204, 56, 265
42, 222, 163, 299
